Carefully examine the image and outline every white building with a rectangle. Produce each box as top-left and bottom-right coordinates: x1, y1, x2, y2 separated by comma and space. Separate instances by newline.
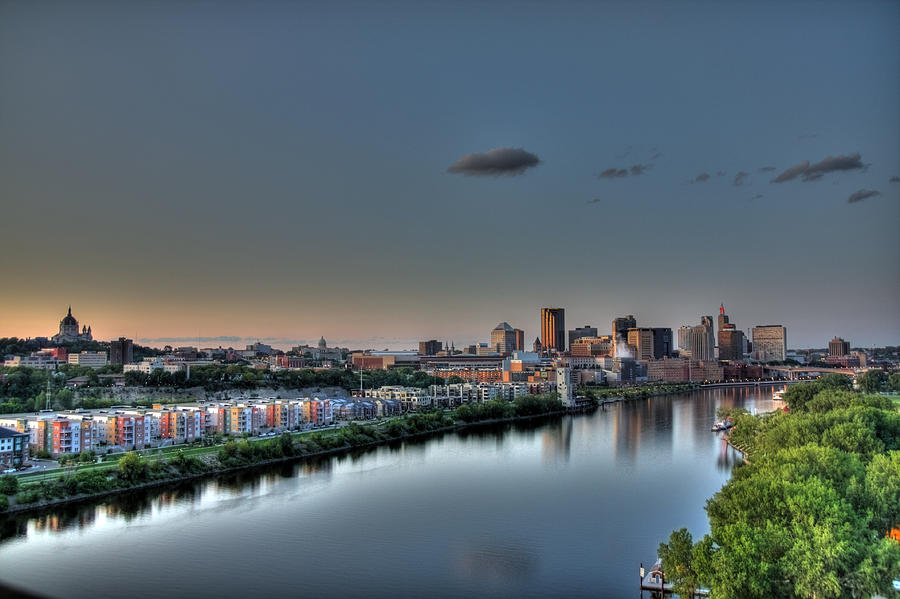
556, 367, 574, 408
68, 351, 108, 369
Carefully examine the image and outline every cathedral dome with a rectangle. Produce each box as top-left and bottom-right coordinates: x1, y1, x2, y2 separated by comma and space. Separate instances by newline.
61, 306, 77, 326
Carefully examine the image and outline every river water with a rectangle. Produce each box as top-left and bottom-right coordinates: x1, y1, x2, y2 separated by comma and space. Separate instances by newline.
0, 386, 782, 598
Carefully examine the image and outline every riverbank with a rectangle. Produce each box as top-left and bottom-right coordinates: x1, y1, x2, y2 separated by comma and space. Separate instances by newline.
1, 398, 592, 516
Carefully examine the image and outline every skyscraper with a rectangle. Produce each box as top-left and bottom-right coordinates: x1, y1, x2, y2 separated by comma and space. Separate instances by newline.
626, 328, 654, 361
612, 315, 637, 344
513, 328, 525, 352
651, 327, 673, 359
752, 325, 787, 362
716, 305, 743, 361
828, 337, 849, 357
490, 322, 519, 355
568, 325, 598, 347
690, 317, 716, 361
677, 326, 693, 357
540, 308, 566, 352
109, 337, 133, 365
418, 340, 441, 356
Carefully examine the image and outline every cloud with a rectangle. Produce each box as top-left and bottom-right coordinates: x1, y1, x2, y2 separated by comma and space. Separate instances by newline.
848, 189, 880, 203
758, 166, 776, 172
772, 153, 866, 183
629, 164, 652, 176
716, 171, 726, 177
890, 176, 900, 183
587, 198, 603, 204
447, 147, 540, 176
803, 153, 865, 181
750, 194, 763, 201
733, 171, 750, 186
772, 160, 810, 183
598, 168, 628, 179
694, 172, 710, 183
799, 133, 819, 140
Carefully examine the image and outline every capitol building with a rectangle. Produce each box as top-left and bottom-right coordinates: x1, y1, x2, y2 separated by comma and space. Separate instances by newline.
51, 306, 93, 344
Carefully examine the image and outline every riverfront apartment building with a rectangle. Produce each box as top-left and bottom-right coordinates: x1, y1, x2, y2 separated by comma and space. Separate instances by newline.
0, 427, 29, 469
540, 308, 566, 352
752, 325, 787, 362
0, 398, 338, 458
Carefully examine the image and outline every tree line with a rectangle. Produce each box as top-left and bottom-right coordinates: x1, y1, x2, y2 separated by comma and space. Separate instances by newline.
657, 374, 900, 598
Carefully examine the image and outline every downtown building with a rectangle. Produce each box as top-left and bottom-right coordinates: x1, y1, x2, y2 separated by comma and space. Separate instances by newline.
490, 322, 525, 355
752, 325, 787, 362
540, 308, 566, 352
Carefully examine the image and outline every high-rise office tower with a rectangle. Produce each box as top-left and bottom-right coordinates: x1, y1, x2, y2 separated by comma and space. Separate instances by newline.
626, 328, 654, 361
612, 315, 637, 343
540, 308, 566, 352
568, 325, 598, 347
678, 326, 693, 357
109, 337, 133, 365
490, 322, 519, 355
418, 340, 442, 356
716, 305, 743, 361
651, 328, 673, 359
513, 328, 525, 351
691, 317, 716, 361
828, 337, 849, 357
752, 325, 787, 362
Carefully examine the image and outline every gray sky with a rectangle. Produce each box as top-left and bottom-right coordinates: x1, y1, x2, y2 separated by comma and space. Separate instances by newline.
1, 1, 898, 349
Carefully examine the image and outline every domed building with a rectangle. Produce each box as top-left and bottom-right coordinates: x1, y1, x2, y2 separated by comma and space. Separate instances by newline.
51, 307, 93, 344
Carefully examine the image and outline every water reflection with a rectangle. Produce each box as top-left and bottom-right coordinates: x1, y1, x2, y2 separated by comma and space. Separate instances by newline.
0, 386, 780, 599
541, 416, 573, 465
454, 539, 538, 582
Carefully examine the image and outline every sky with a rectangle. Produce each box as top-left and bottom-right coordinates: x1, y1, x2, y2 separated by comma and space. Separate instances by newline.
1, 0, 898, 350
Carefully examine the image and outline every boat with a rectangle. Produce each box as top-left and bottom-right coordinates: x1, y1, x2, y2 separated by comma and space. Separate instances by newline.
772, 389, 785, 400
711, 417, 734, 432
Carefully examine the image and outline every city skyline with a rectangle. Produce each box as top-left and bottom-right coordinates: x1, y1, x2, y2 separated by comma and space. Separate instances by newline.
1, 1, 898, 349
1, 302, 892, 352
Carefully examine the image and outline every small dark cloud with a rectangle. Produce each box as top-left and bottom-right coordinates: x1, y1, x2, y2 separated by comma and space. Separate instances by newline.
772, 160, 810, 183
750, 194, 763, 201
758, 166, 776, 172
587, 198, 603, 204
598, 168, 628, 179
799, 133, 819, 140
447, 147, 540, 176
772, 153, 866, 183
629, 164, 652, 176
889, 176, 900, 183
803, 153, 864, 181
848, 189, 880, 203
694, 172, 710, 183
733, 171, 750, 186
716, 171, 726, 177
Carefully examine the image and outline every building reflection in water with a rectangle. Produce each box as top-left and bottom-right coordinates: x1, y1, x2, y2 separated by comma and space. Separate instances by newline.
541, 416, 573, 465
716, 438, 744, 471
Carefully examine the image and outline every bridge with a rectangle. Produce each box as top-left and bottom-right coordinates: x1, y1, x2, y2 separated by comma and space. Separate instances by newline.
762, 365, 864, 380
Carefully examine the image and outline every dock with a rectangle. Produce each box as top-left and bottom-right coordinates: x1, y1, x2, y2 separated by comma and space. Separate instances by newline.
639, 561, 709, 597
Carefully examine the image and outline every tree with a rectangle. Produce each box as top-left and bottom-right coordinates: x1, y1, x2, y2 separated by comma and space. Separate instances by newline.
888, 372, 900, 393
0, 474, 18, 496
857, 370, 886, 393
658, 528, 699, 598
117, 451, 147, 483
819, 373, 853, 390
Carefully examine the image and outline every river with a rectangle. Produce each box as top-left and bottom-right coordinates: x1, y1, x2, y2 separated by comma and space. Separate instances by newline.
0, 386, 783, 598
